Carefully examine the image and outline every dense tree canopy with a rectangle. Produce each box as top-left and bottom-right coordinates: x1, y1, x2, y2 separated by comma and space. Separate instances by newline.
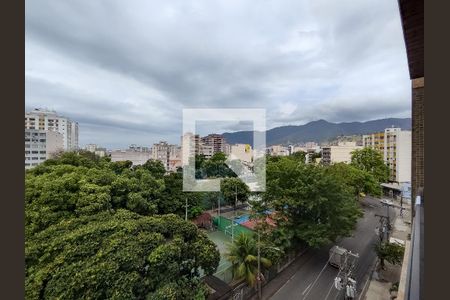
220, 177, 251, 208
195, 153, 236, 179
351, 147, 390, 183
263, 157, 362, 249
326, 163, 382, 198
25, 152, 220, 299
26, 211, 219, 299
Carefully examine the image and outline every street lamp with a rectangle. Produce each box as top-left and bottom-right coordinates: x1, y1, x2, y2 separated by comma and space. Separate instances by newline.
257, 228, 262, 300
231, 184, 237, 243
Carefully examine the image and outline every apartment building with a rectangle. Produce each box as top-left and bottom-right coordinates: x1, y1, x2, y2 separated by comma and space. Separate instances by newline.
111, 145, 151, 166
85, 144, 98, 153
200, 144, 214, 159
84, 144, 107, 157
151, 141, 179, 171
230, 144, 252, 163
321, 142, 363, 165
267, 145, 289, 156
362, 132, 385, 153
25, 129, 64, 169
181, 133, 200, 165
363, 128, 412, 183
201, 134, 227, 154
25, 108, 79, 150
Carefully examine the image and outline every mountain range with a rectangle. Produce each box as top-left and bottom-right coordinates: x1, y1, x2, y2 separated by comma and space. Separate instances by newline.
222, 118, 412, 146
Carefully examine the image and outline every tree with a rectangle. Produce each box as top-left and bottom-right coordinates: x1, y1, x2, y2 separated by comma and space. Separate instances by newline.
226, 233, 271, 287
196, 152, 236, 178
220, 177, 250, 208
351, 148, 390, 183
290, 151, 306, 162
25, 153, 221, 299
375, 242, 405, 270
327, 163, 382, 198
157, 172, 204, 218
141, 159, 166, 178
264, 157, 362, 249
26, 211, 220, 299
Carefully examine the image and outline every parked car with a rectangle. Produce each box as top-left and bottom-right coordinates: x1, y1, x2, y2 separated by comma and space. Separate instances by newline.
380, 199, 394, 206
329, 245, 347, 268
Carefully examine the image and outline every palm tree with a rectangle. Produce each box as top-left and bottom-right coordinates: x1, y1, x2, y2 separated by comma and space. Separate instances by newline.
226, 233, 272, 287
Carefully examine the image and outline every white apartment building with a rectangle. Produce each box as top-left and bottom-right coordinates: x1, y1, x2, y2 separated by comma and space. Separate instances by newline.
84, 144, 107, 157
25, 129, 64, 169
85, 144, 98, 152
151, 141, 179, 171
111, 146, 151, 166
267, 145, 289, 156
181, 133, 200, 165
321, 142, 363, 165
230, 144, 252, 163
200, 144, 214, 159
363, 128, 411, 183
25, 108, 79, 150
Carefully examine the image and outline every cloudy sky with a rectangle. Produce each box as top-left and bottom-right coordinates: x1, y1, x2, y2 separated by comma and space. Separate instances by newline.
25, 0, 411, 149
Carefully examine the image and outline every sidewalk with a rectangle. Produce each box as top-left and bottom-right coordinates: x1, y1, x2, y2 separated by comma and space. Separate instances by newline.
362, 198, 411, 300
249, 249, 312, 300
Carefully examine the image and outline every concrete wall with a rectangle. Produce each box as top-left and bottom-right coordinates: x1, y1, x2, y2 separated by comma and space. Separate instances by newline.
111, 150, 151, 166
396, 131, 412, 183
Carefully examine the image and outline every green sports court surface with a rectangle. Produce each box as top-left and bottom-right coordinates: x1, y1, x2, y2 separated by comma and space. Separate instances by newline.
207, 230, 232, 273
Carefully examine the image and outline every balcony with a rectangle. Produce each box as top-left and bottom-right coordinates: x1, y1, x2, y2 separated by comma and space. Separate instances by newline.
398, 191, 424, 299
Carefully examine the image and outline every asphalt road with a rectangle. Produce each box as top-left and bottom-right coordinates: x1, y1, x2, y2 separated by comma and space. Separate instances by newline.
270, 196, 395, 300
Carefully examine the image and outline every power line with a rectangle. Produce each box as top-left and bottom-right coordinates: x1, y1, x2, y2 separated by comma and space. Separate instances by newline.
303, 254, 335, 300
324, 249, 359, 300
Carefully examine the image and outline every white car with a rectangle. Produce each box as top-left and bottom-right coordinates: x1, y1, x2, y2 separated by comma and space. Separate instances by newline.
380, 199, 394, 206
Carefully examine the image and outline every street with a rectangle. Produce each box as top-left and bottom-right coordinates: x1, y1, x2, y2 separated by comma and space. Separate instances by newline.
269, 196, 395, 300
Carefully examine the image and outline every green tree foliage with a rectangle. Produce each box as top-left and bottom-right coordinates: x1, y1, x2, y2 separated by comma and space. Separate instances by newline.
220, 177, 251, 208
226, 233, 271, 287
26, 210, 219, 299
157, 172, 203, 218
140, 159, 167, 178
26, 152, 220, 299
375, 242, 405, 270
264, 157, 362, 249
290, 151, 306, 162
327, 163, 382, 198
351, 148, 390, 183
195, 153, 236, 179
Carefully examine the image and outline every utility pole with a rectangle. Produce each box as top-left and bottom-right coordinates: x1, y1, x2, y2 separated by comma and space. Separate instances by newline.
232, 184, 238, 243
340, 250, 358, 299
185, 198, 188, 221
375, 214, 389, 242
218, 195, 220, 217
257, 229, 262, 300
386, 204, 391, 241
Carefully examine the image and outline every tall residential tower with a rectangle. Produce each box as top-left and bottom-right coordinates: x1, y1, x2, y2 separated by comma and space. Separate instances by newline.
25, 108, 79, 150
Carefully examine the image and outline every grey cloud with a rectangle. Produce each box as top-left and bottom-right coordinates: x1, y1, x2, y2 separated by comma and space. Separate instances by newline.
25, 0, 411, 148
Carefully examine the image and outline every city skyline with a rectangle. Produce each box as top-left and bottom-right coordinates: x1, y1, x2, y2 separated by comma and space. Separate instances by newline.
26, 0, 411, 149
